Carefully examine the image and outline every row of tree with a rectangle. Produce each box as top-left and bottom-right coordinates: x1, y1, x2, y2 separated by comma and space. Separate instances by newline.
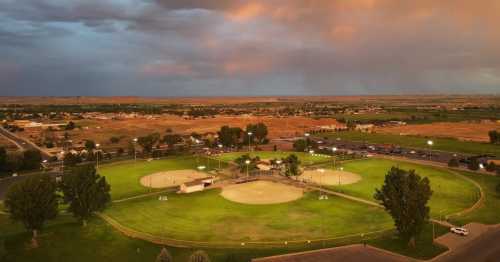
217, 123, 268, 148
489, 130, 500, 144
0, 148, 42, 177
4, 164, 111, 247
235, 153, 301, 177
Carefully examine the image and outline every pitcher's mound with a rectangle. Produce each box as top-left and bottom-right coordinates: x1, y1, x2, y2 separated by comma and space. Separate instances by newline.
221, 180, 303, 205
299, 169, 361, 185
140, 170, 208, 188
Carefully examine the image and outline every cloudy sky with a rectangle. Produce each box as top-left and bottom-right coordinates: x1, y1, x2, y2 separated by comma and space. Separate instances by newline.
1, 0, 499, 96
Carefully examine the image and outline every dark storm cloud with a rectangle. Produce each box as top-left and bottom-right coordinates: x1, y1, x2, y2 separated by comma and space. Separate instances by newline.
0, 0, 499, 96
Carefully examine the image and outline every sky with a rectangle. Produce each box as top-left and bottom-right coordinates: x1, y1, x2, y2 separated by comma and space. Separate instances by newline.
1, 0, 499, 96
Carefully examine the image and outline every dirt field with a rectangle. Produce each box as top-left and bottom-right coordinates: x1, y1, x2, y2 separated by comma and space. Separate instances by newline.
220, 180, 303, 204
299, 169, 362, 185
16, 115, 340, 151
139, 170, 208, 188
376, 121, 500, 142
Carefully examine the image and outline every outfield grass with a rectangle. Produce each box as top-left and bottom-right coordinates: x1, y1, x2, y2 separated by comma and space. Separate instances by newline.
330, 158, 480, 217
105, 189, 392, 242
450, 171, 500, 225
217, 151, 330, 165
99, 156, 222, 200
319, 131, 500, 156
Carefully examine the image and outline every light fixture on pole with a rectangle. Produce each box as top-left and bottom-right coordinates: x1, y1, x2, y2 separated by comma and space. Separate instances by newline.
427, 140, 433, 160
95, 143, 101, 169
304, 133, 310, 151
245, 159, 251, 178
332, 147, 337, 169
247, 132, 253, 152
133, 138, 138, 162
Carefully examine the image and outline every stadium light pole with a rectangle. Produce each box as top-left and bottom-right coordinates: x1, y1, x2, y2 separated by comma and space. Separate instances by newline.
309, 149, 314, 165
304, 133, 310, 152
60, 151, 65, 176
247, 132, 253, 153
332, 147, 337, 170
276, 159, 282, 175
96, 143, 101, 170
427, 140, 433, 161
245, 159, 251, 178
133, 138, 138, 163
217, 144, 223, 169
339, 167, 344, 186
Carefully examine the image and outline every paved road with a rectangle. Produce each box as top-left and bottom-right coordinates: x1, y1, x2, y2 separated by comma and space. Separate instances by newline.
436, 226, 500, 262
0, 126, 51, 160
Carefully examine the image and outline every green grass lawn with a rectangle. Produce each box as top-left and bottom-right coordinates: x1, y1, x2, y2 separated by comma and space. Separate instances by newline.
105, 189, 392, 242
217, 151, 331, 165
319, 131, 500, 156
331, 158, 480, 217
99, 156, 221, 200
450, 171, 500, 225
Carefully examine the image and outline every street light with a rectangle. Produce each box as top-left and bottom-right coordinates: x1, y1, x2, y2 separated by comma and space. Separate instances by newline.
217, 144, 223, 169
427, 140, 433, 160
247, 132, 253, 152
245, 159, 251, 178
339, 167, 344, 185
60, 151, 65, 175
332, 147, 337, 169
304, 133, 310, 151
96, 143, 101, 170
133, 138, 138, 162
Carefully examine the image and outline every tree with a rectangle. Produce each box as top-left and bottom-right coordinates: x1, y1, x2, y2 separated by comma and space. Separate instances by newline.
374, 167, 432, 247
217, 126, 242, 147
163, 134, 182, 147
467, 158, 480, 171
85, 140, 96, 151
156, 247, 173, 262
61, 164, 111, 226
22, 149, 42, 170
4, 174, 59, 247
293, 139, 307, 152
234, 154, 259, 174
485, 162, 497, 173
0, 147, 7, 173
284, 154, 301, 177
245, 123, 268, 144
189, 250, 210, 262
137, 133, 160, 153
65, 121, 76, 130
63, 152, 82, 167
109, 136, 121, 144
488, 130, 499, 144
448, 158, 459, 168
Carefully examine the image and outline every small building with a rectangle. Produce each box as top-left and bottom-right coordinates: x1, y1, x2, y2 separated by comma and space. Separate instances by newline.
355, 124, 374, 133
179, 177, 215, 193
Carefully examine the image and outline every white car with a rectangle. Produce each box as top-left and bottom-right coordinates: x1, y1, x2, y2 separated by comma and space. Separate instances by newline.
451, 227, 469, 236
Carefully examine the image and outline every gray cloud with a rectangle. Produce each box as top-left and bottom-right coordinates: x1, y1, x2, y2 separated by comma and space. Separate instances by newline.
0, 0, 499, 96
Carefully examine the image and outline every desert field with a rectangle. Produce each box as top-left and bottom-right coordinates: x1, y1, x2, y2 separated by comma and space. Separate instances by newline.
376, 121, 500, 142
18, 115, 340, 150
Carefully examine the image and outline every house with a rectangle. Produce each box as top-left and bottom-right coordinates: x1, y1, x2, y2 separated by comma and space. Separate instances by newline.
179, 177, 215, 193
355, 124, 374, 132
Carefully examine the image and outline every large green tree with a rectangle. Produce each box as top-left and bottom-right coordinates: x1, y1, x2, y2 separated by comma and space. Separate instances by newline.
234, 154, 259, 174
374, 167, 432, 247
0, 147, 7, 173
293, 139, 307, 152
245, 123, 268, 144
163, 134, 182, 147
137, 133, 161, 153
217, 126, 242, 147
284, 154, 301, 177
61, 164, 111, 226
4, 174, 59, 247
22, 149, 42, 170
488, 130, 499, 144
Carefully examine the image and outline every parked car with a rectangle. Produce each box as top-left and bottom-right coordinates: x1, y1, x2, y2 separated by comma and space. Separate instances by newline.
451, 227, 469, 236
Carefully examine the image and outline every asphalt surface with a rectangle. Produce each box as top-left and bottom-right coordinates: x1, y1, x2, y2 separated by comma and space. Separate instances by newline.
436, 227, 500, 262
